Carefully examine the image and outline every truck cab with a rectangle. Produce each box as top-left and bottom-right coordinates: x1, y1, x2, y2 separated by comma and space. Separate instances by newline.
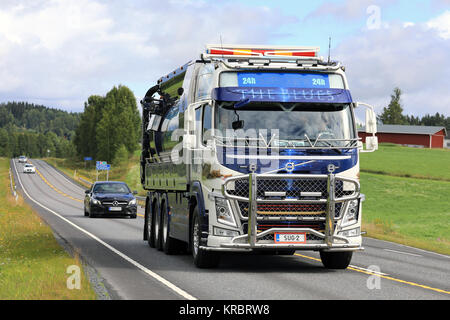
140, 45, 378, 268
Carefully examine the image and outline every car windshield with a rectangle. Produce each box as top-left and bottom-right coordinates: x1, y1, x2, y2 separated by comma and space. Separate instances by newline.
25, 164, 33, 167
214, 102, 356, 148
93, 183, 130, 194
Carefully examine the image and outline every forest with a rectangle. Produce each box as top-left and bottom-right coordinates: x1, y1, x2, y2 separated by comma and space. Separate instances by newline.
0, 101, 80, 158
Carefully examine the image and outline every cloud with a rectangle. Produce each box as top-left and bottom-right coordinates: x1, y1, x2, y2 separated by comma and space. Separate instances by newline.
306, 0, 395, 21
0, 0, 297, 111
334, 11, 450, 119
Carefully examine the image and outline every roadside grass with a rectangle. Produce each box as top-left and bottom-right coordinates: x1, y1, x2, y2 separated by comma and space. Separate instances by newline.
361, 172, 450, 255
0, 158, 97, 300
360, 143, 450, 181
45, 149, 144, 196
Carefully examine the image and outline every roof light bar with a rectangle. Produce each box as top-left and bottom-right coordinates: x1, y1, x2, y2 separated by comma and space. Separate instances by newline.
206, 44, 320, 59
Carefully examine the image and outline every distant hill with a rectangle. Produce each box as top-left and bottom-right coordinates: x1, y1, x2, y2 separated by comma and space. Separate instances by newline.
0, 101, 80, 139
0, 102, 80, 158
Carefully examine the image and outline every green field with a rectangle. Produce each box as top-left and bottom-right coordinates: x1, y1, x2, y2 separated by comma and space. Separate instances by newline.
360, 144, 450, 181
359, 144, 450, 254
0, 158, 97, 299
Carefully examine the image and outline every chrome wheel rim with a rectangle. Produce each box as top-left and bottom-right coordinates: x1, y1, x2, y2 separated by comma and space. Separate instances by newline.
193, 217, 199, 256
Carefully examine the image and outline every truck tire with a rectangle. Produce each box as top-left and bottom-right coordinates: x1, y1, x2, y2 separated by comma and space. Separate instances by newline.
190, 206, 220, 268
153, 200, 163, 251
161, 199, 178, 255
146, 202, 156, 248
320, 251, 353, 269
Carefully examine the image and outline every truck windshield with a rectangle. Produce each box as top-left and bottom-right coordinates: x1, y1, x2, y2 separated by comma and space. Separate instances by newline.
214, 102, 356, 148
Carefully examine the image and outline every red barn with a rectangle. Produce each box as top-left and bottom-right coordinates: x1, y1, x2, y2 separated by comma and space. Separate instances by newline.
358, 125, 447, 148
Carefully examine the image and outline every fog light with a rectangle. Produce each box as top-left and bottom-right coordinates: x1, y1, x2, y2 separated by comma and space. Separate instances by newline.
338, 227, 360, 237
213, 227, 240, 237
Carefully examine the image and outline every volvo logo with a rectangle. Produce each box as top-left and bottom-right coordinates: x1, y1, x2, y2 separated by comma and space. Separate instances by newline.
112, 201, 119, 207
285, 162, 295, 173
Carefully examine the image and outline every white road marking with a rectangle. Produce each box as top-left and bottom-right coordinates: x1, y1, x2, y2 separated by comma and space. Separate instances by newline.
348, 265, 389, 276
383, 249, 422, 257
12, 159, 197, 301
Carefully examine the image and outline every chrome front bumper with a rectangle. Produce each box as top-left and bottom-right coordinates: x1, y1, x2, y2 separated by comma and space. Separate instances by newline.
216, 172, 361, 252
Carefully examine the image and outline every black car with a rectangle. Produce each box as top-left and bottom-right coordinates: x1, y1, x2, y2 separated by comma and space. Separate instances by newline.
84, 181, 138, 218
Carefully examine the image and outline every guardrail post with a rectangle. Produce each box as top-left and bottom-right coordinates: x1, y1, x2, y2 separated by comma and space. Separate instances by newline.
325, 172, 336, 247
248, 172, 257, 247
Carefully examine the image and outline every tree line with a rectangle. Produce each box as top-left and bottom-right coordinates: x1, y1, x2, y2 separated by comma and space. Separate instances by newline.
0, 85, 141, 162
0, 102, 80, 158
379, 87, 450, 133
73, 85, 141, 164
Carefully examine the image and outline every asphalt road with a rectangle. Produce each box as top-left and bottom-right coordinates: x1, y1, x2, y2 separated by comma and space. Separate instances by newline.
11, 159, 450, 300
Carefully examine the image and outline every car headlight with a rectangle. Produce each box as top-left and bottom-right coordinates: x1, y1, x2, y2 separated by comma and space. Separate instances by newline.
215, 197, 236, 227
129, 198, 137, 206
341, 199, 359, 228
91, 198, 101, 205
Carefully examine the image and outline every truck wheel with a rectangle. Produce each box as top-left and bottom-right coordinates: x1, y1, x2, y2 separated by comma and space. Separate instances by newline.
161, 200, 178, 255
191, 207, 220, 268
153, 200, 163, 251
320, 251, 353, 269
146, 202, 156, 248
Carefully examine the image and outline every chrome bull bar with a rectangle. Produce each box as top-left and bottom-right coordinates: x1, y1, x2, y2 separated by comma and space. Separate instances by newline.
221, 172, 360, 249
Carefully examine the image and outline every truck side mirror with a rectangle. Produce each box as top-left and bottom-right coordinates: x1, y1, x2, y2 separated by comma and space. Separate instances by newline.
365, 109, 377, 134
356, 102, 378, 153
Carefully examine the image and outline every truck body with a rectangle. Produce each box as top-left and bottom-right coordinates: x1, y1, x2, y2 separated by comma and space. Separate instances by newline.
140, 45, 378, 268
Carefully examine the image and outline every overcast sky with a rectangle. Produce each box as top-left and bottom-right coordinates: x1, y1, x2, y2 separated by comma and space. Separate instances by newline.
0, 0, 449, 118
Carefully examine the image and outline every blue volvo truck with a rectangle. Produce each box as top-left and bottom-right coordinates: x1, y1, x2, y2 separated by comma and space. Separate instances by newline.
140, 44, 378, 268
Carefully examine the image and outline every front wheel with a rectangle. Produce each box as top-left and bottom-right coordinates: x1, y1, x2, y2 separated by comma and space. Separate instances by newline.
320, 251, 353, 269
190, 207, 220, 268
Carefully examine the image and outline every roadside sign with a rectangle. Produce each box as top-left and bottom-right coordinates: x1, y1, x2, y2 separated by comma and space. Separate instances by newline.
96, 161, 109, 171
84, 157, 93, 161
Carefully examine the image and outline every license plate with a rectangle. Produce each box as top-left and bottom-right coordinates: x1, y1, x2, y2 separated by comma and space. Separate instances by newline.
274, 232, 306, 244
108, 207, 122, 212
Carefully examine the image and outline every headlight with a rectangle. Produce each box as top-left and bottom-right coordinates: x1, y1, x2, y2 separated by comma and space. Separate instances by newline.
91, 198, 101, 205
215, 197, 236, 227
129, 198, 137, 206
341, 199, 359, 228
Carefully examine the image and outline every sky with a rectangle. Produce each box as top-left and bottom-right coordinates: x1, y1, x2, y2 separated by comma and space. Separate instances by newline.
0, 0, 449, 118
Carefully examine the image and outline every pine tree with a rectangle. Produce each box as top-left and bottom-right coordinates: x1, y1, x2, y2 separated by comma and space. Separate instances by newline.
379, 87, 406, 125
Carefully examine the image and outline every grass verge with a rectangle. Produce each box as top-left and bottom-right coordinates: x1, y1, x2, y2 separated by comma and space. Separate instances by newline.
360, 143, 450, 181
361, 172, 450, 255
0, 158, 97, 300
45, 150, 144, 196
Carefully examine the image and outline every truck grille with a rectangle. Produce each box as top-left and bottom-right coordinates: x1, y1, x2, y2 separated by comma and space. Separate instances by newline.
228, 178, 349, 199
237, 202, 342, 219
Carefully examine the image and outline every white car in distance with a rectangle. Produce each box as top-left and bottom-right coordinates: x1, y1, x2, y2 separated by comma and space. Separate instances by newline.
18, 156, 28, 163
23, 164, 36, 174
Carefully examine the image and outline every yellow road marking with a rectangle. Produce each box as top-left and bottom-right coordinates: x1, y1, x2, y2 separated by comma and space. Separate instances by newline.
294, 253, 450, 295
29, 161, 145, 218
